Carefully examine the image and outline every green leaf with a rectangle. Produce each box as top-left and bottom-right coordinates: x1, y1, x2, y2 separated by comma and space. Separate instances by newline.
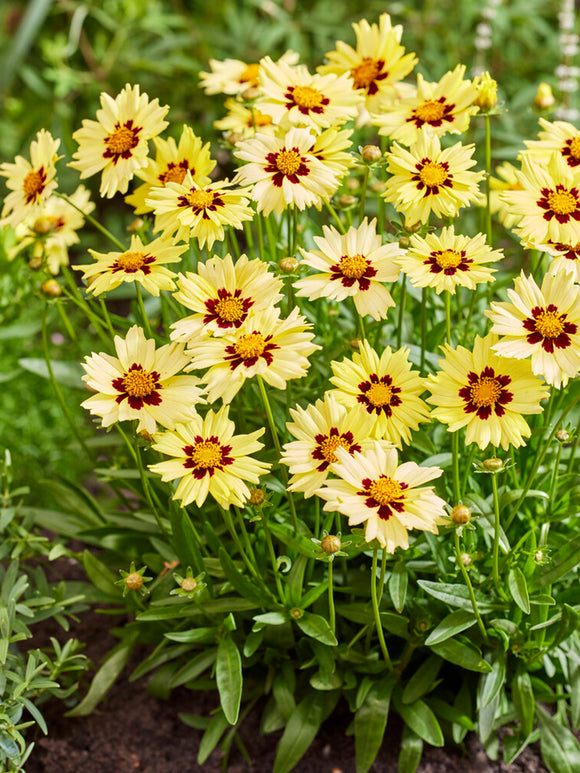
552, 604, 580, 648
539, 534, 580, 586
402, 655, 442, 704
216, 636, 242, 725
19, 358, 85, 389
269, 522, 319, 559
394, 693, 444, 747
428, 697, 475, 730
82, 550, 122, 599
164, 627, 218, 644
570, 644, 580, 731
296, 611, 337, 646
273, 693, 327, 773
219, 548, 270, 605
503, 731, 539, 766
389, 561, 408, 613
137, 598, 258, 621
452, 681, 472, 744
425, 609, 477, 646
536, 705, 580, 773
169, 648, 217, 689
252, 611, 289, 629
197, 709, 229, 764
354, 675, 395, 773
418, 580, 495, 612
0, 733, 19, 759
430, 638, 492, 673
479, 649, 506, 709
273, 664, 296, 720
66, 632, 138, 716
512, 669, 534, 739
508, 566, 530, 614
398, 725, 423, 773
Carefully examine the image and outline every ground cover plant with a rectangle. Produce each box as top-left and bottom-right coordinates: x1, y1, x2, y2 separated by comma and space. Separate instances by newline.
1, 2, 580, 772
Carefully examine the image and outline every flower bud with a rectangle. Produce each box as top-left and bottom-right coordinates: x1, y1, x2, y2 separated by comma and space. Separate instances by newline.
128, 218, 144, 233
33, 216, 57, 235
28, 256, 43, 270
460, 552, 472, 567
290, 607, 303, 619
321, 534, 341, 554
473, 72, 498, 111
483, 457, 503, 471
398, 236, 410, 249
181, 577, 197, 592
40, 279, 62, 297
451, 504, 472, 524
338, 194, 357, 208
361, 144, 382, 163
226, 131, 243, 147
556, 429, 570, 443
125, 572, 144, 591
534, 550, 544, 563
534, 82, 555, 110
241, 86, 261, 102
346, 177, 359, 191
249, 488, 265, 505
350, 337, 361, 349
279, 257, 298, 274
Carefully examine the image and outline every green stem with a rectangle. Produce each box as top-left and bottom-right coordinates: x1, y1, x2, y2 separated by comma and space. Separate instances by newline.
57, 193, 126, 250
484, 114, 492, 248
547, 441, 563, 518
359, 166, 369, 224
328, 559, 335, 635
234, 505, 258, 566
135, 283, 153, 338
221, 505, 270, 593
460, 443, 477, 499
396, 276, 406, 349
258, 506, 285, 604
567, 427, 580, 475
371, 546, 393, 670
491, 472, 507, 599
452, 432, 460, 504
420, 287, 427, 373
324, 201, 346, 234
256, 211, 265, 261
243, 221, 255, 257
377, 547, 388, 606
454, 531, 488, 642
445, 291, 452, 346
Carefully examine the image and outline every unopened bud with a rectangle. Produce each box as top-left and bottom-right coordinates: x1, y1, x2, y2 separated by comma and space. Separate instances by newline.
398, 236, 410, 249
40, 279, 62, 297
451, 504, 471, 524
361, 144, 382, 163
138, 429, 154, 442
370, 180, 386, 194
404, 220, 423, 233
128, 218, 144, 233
535, 82, 555, 110
28, 256, 43, 270
534, 550, 544, 563
321, 534, 341, 554
350, 337, 362, 349
473, 72, 498, 111
249, 488, 265, 505
33, 216, 57, 235
483, 457, 503, 471
290, 607, 303, 619
338, 194, 357, 208
181, 577, 197, 592
346, 177, 359, 191
556, 429, 570, 443
226, 132, 243, 146
241, 86, 261, 102
461, 552, 472, 567
125, 572, 144, 591
279, 257, 298, 274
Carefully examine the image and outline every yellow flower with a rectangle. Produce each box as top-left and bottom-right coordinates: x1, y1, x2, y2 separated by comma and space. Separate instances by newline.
199, 51, 299, 96
69, 84, 169, 198
214, 99, 276, 140
472, 71, 498, 112
489, 161, 524, 230
0, 129, 61, 229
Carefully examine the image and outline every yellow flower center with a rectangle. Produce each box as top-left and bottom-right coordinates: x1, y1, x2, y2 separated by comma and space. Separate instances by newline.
117, 251, 147, 271
368, 476, 403, 506
414, 100, 446, 123
319, 434, 351, 463
291, 85, 325, 109
470, 377, 502, 407
535, 309, 565, 338
240, 63, 260, 84
234, 332, 266, 360
366, 383, 393, 407
419, 161, 448, 189
351, 58, 381, 90
190, 440, 223, 469
252, 112, 273, 127
548, 189, 577, 215
185, 189, 215, 210
160, 166, 188, 185
105, 125, 138, 156
216, 295, 245, 322
276, 150, 302, 176
568, 136, 580, 159
122, 369, 156, 398
23, 170, 44, 200
435, 249, 463, 269
339, 254, 367, 278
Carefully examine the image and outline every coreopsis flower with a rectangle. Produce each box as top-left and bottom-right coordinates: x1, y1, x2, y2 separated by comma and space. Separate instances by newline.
75, 234, 185, 296
0, 129, 61, 229
486, 271, 580, 388
281, 394, 377, 497
189, 306, 320, 404
149, 406, 270, 509
427, 333, 549, 450
543, 239, 580, 282
472, 71, 498, 112
523, 118, 580, 168
214, 99, 276, 140
397, 226, 501, 294
383, 129, 484, 226
170, 253, 284, 345
534, 82, 556, 111
502, 153, 580, 246
125, 125, 215, 214
371, 65, 480, 145
199, 51, 299, 96
311, 127, 356, 177
256, 56, 363, 131
329, 340, 431, 447
7, 185, 93, 274
489, 161, 524, 230
81, 325, 205, 434
294, 218, 401, 319
146, 173, 254, 249
69, 84, 169, 198
319, 14, 418, 112
233, 127, 340, 216
316, 442, 446, 553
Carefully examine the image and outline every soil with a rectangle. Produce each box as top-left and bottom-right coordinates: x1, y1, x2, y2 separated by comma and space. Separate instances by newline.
24, 560, 549, 773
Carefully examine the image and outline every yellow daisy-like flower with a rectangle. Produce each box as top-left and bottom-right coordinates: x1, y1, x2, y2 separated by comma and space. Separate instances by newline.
214, 98, 276, 141
149, 406, 270, 509
125, 125, 215, 214
329, 340, 431, 447
316, 442, 446, 553
281, 394, 377, 498
383, 129, 485, 226
502, 153, 580, 246
543, 239, 580, 283
170, 253, 284, 345
75, 234, 185, 297
426, 333, 549, 451
371, 65, 480, 145
319, 13, 418, 112
398, 226, 501, 295
146, 172, 254, 250
69, 84, 169, 198
489, 161, 524, 230
472, 71, 498, 112
8, 185, 94, 275
0, 129, 61, 229
81, 325, 205, 435
523, 118, 580, 169
256, 56, 363, 131
294, 218, 401, 320
189, 306, 320, 404
234, 127, 340, 216
199, 52, 299, 97
311, 127, 356, 178
486, 271, 580, 388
